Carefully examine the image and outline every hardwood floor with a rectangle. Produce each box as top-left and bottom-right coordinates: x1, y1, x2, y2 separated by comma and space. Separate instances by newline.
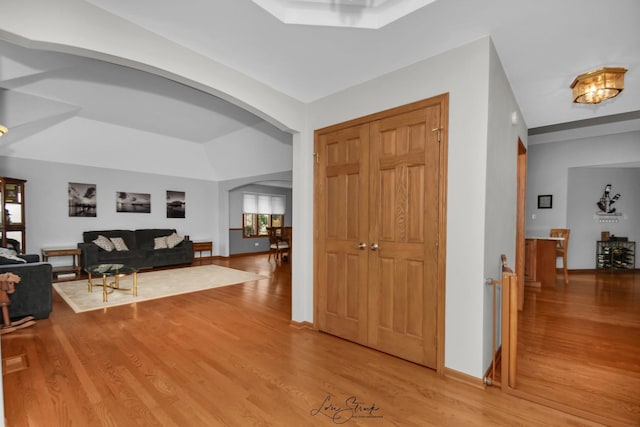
0, 256, 617, 426
518, 270, 640, 426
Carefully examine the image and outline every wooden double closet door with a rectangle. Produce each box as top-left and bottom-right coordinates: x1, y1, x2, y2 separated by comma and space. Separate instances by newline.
314, 95, 447, 370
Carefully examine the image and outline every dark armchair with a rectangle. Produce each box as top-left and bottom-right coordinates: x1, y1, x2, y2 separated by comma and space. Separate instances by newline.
0, 254, 53, 320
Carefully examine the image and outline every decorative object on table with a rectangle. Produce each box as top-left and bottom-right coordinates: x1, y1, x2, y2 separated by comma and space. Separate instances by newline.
537, 194, 553, 209
0, 272, 36, 334
597, 184, 621, 214
166, 190, 186, 218
68, 182, 97, 217
116, 192, 151, 213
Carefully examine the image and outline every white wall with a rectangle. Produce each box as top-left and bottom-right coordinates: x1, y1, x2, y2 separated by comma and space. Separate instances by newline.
0, 156, 219, 262
526, 131, 640, 268
483, 43, 528, 371
204, 121, 293, 181
301, 37, 503, 378
0, 117, 218, 181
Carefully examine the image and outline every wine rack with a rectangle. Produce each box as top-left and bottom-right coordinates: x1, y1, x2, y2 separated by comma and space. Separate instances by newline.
596, 241, 635, 270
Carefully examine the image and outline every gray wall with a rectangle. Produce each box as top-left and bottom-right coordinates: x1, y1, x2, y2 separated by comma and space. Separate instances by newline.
228, 183, 292, 255
567, 167, 640, 269
229, 229, 270, 255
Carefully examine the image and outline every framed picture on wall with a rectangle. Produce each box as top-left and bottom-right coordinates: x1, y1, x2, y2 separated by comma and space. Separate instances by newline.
537, 194, 553, 209
116, 192, 151, 213
68, 182, 97, 217
166, 190, 185, 218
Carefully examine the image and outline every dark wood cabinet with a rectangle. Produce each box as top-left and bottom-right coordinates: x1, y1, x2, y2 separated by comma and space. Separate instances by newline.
0, 177, 27, 253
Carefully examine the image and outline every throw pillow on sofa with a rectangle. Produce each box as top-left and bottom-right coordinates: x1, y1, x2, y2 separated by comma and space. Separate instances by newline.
154, 236, 168, 249
110, 237, 129, 251
93, 235, 115, 251
0, 248, 27, 264
166, 232, 184, 248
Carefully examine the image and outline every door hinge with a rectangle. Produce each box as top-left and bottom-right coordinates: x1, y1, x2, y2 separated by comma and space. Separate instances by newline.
313, 152, 319, 164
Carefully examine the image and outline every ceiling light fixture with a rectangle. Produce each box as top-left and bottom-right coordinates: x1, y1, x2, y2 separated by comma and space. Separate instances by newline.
570, 67, 627, 104
0, 124, 8, 137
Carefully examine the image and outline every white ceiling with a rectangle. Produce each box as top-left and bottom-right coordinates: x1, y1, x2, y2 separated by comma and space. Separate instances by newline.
0, 40, 265, 144
1, 0, 640, 148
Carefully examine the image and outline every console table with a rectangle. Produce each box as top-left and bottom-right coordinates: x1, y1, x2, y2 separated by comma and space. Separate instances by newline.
41, 247, 82, 279
193, 241, 213, 264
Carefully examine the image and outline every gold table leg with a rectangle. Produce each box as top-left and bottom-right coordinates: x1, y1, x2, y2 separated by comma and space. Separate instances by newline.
86, 270, 138, 303
133, 272, 137, 297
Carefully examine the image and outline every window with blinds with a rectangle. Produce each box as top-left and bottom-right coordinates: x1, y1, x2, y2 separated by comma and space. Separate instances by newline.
242, 193, 285, 237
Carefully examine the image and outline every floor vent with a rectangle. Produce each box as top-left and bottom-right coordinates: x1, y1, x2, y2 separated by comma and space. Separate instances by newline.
2, 354, 28, 375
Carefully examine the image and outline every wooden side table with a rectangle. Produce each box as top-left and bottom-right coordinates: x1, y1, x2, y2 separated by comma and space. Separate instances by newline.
193, 241, 213, 264
41, 247, 82, 279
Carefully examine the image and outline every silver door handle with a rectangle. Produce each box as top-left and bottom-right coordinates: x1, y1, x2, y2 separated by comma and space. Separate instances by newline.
370, 243, 379, 251
358, 242, 367, 250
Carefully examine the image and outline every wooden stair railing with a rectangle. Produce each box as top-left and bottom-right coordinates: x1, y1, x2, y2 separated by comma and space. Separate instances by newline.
485, 254, 518, 390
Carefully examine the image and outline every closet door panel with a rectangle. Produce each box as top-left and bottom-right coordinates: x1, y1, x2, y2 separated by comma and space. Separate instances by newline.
316, 124, 370, 344
368, 104, 440, 368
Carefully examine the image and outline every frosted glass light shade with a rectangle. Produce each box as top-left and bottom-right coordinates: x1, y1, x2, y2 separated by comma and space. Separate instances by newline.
570, 67, 627, 104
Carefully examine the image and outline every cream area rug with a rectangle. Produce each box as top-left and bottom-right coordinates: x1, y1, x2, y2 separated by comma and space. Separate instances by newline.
53, 264, 268, 313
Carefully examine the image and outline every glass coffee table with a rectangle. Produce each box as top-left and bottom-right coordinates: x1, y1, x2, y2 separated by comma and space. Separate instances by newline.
85, 264, 138, 302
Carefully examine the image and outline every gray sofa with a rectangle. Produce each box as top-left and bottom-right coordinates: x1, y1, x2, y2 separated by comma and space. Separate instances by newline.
0, 254, 53, 320
78, 229, 194, 269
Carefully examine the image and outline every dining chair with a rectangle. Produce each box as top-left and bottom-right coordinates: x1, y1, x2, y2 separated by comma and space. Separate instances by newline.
267, 227, 289, 264
550, 228, 570, 285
